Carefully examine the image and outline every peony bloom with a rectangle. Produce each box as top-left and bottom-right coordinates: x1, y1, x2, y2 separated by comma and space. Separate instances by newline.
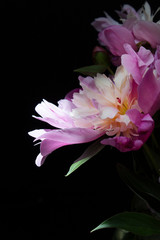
92, 2, 160, 54
29, 66, 154, 166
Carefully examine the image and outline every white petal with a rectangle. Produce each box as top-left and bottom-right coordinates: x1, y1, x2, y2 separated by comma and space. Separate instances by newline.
100, 107, 119, 119
28, 129, 47, 139
114, 66, 128, 90
35, 153, 47, 167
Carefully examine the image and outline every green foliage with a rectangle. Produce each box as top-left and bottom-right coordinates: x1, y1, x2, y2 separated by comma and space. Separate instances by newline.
74, 49, 114, 76
65, 140, 105, 176
74, 64, 107, 76
91, 212, 160, 237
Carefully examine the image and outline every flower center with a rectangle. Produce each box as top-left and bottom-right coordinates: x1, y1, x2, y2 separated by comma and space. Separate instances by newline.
117, 98, 129, 115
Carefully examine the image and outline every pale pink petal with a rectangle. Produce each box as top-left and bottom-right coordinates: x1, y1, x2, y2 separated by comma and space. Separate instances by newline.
116, 4, 139, 20
35, 153, 47, 167
38, 128, 104, 144
28, 129, 50, 139
79, 75, 99, 93
100, 107, 119, 119
133, 21, 160, 48
91, 17, 112, 32
58, 99, 75, 113
34, 99, 75, 128
91, 12, 119, 32
121, 54, 141, 84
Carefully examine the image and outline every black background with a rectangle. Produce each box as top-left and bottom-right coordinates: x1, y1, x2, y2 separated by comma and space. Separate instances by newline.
1, 0, 160, 239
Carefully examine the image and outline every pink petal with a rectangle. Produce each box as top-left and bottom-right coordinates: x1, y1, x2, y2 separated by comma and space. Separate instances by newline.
138, 68, 160, 116
122, 44, 154, 84
40, 139, 67, 156
34, 99, 75, 128
98, 25, 137, 56
126, 109, 154, 142
91, 13, 119, 32
39, 128, 104, 144
133, 21, 160, 48
138, 46, 154, 67
127, 108, 154, 130
101, 137, 143, 152
121, 53, 141, 84
36, 128, 104, 165
65, 88, 80, 101
155, 59, 160, 76
78, 75, 99, 93
91, 17, 113, 32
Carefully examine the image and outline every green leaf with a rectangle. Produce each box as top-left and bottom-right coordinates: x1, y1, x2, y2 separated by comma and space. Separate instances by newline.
91, 212, 160, 236
117, 164, 160, 202
74, 64, 107, 76
65, 141, 105, 177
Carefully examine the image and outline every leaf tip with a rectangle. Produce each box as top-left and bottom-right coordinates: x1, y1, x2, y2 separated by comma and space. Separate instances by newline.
64, 171, 70, 177
90, 228, 96, 233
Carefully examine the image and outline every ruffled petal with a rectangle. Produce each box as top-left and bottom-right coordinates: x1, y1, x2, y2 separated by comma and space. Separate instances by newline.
34, 99, 75, 128
126, 109, 154, 143
138, 68, 160, 116
121, 44, 154, 84
101, 109, 154, 152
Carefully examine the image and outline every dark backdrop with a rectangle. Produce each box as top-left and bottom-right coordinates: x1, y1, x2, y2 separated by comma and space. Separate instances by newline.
2, 0, 160, 239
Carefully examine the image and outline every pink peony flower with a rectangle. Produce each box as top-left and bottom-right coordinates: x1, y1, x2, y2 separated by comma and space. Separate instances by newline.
92, 2, 160, 53
29, 66, 154, 166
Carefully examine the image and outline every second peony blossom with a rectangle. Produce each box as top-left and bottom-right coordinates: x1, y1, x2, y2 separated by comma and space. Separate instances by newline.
29, 65, 155, 166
